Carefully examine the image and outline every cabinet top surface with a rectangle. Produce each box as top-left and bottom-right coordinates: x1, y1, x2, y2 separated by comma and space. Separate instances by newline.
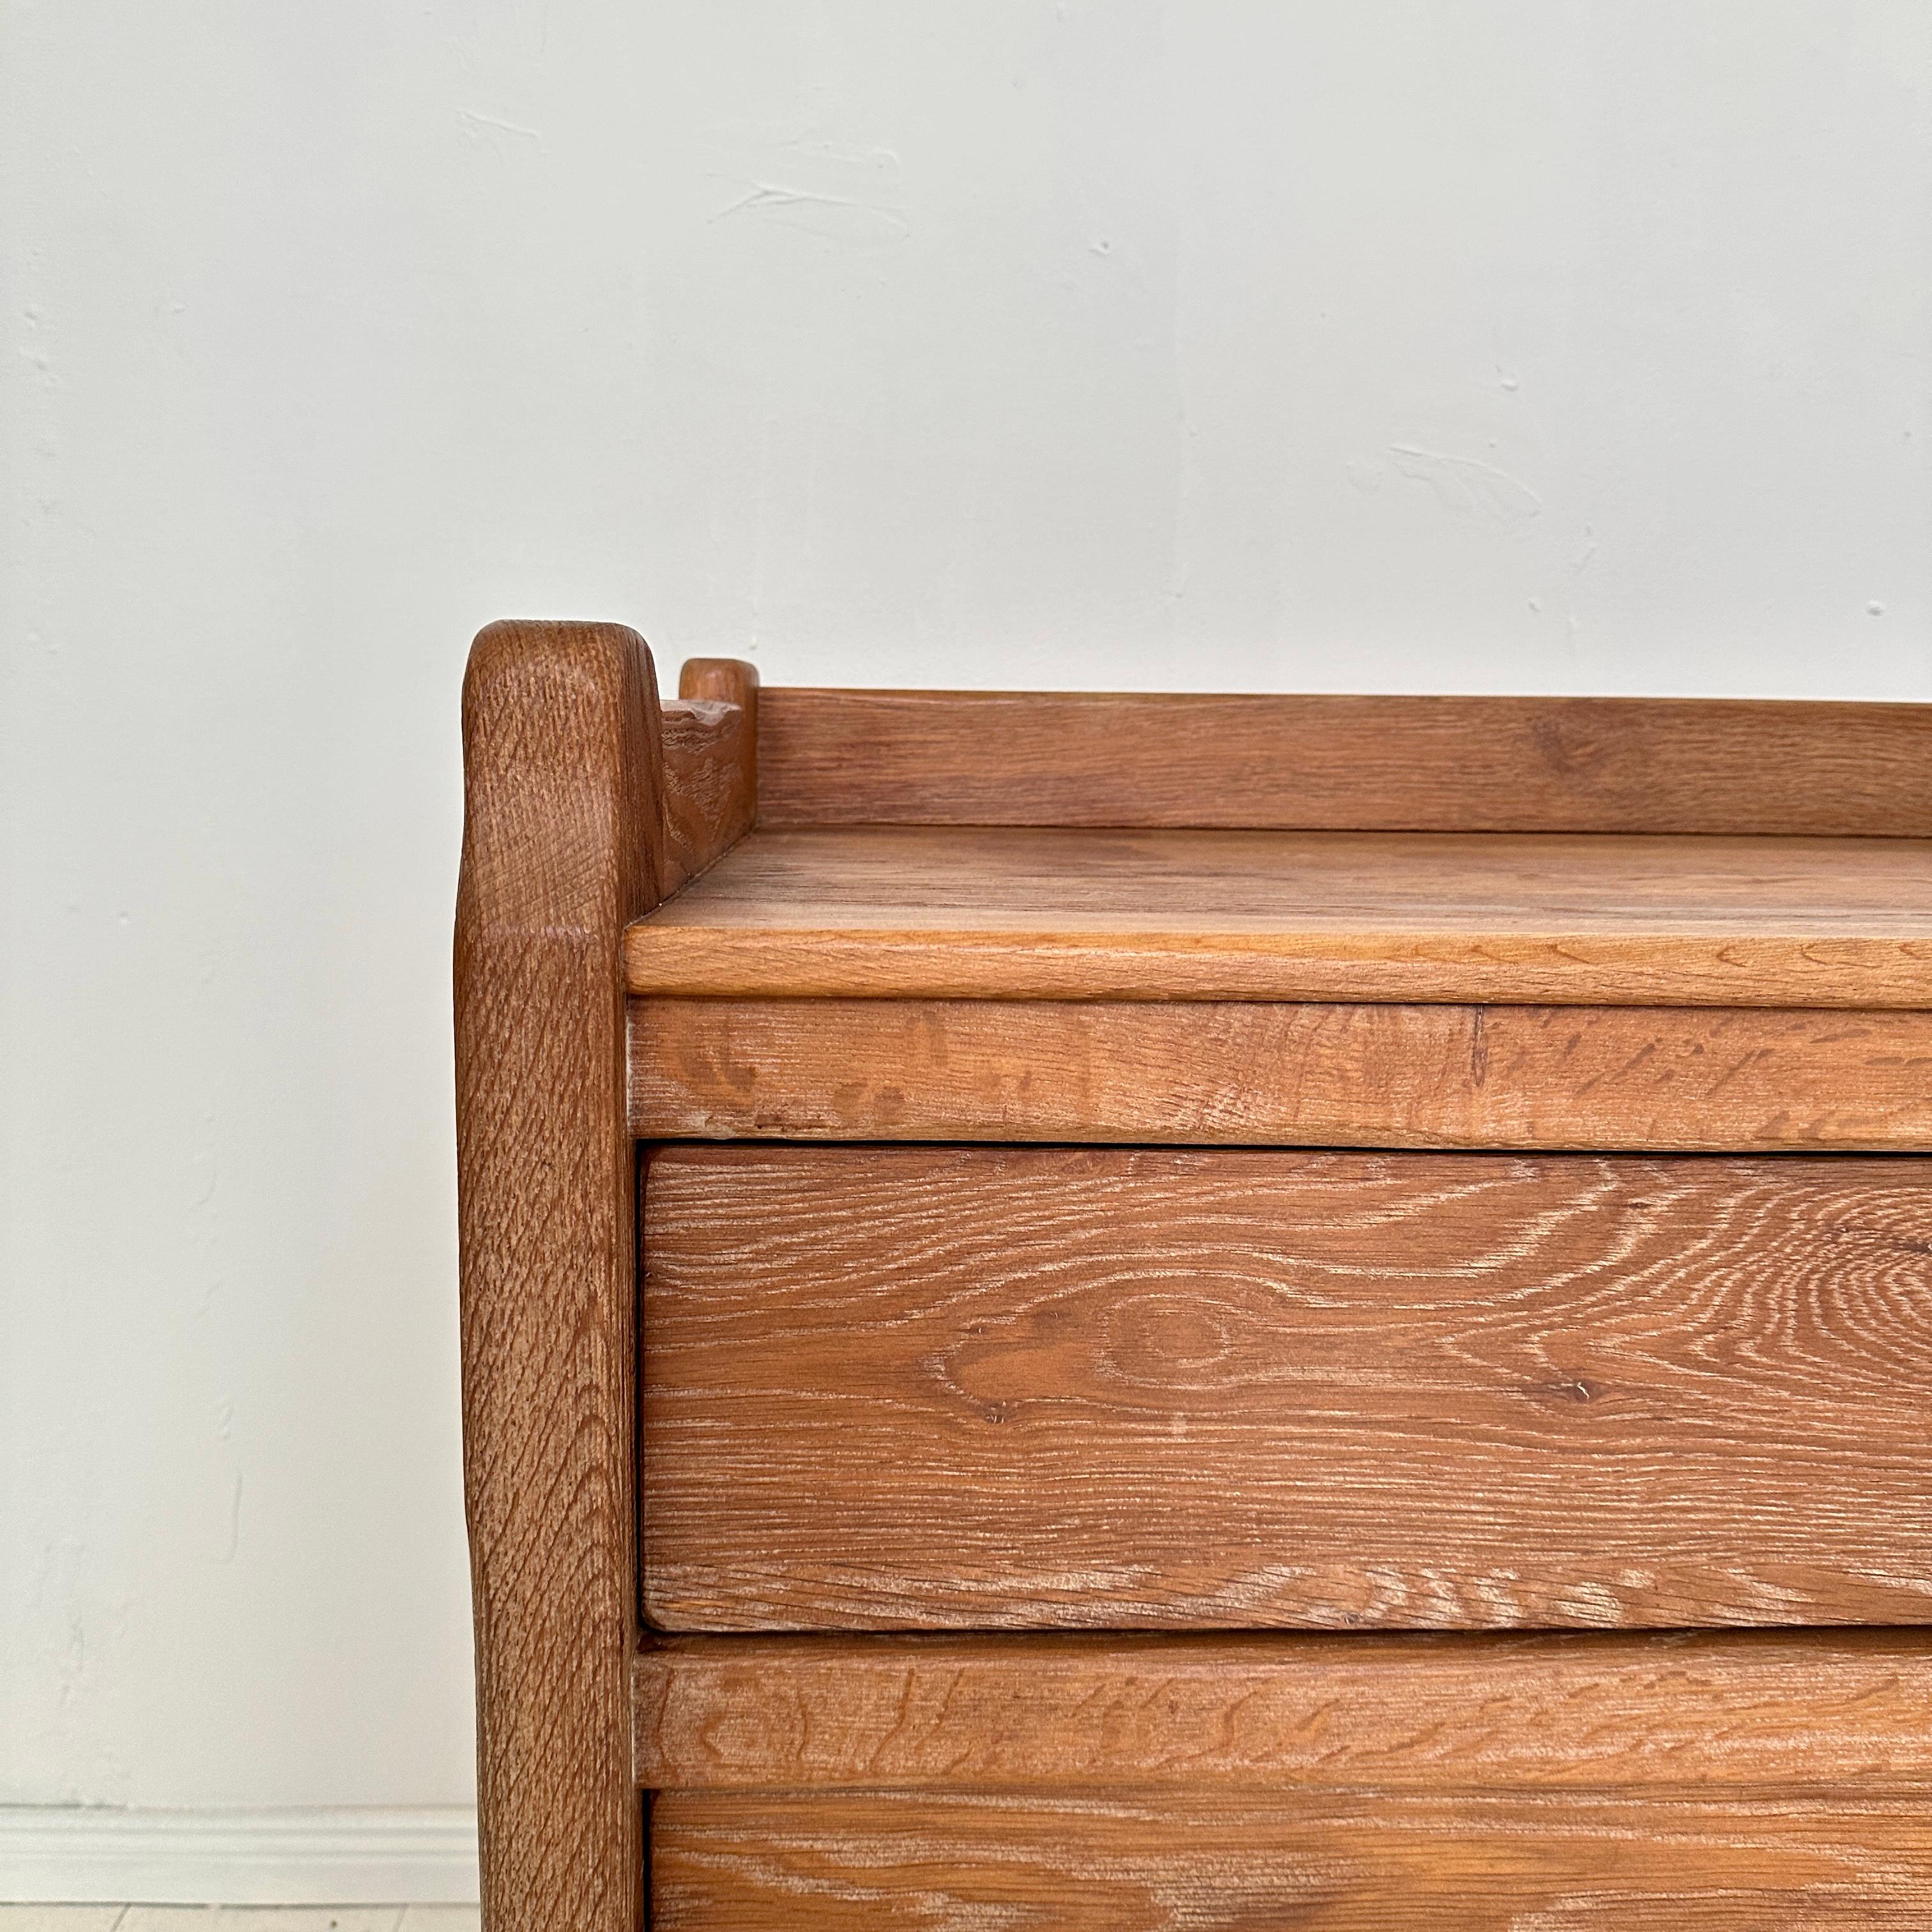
623, 825, 1932, 1009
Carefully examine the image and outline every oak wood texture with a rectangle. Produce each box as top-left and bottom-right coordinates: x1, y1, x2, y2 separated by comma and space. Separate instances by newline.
755, 687, 1932, 836
465, 655, 1932, 1925
650, 1787, 1932, 1930
456, 620, 664, 1932
632, 1627, 1932, 1790
678, 656, 762, 714
627, 997, 1932, 1149
456, 630, 757, 1932
624, 825, 1932, 1008
641, 1146, 1932, 1631
658, 658, 758, 895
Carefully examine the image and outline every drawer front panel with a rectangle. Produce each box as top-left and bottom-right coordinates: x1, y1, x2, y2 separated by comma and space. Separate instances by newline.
651, 1788, 1932, 1931
633, 1629, 1932, 1792
641, 1146, 1932, 1630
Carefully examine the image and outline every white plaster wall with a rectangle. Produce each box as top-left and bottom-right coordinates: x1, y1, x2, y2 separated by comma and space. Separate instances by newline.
4, 0, 1929, 1814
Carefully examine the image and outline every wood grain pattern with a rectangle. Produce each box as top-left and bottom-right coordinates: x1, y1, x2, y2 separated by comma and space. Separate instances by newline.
641, 1146, 1932, 1630
627, 997, 1932, 1149
678, 656, 762, 715
650, 1787, 1932, 1929
454, 619, 659, 1932
656, 656, 758, 894
632, 1628, 1932, 1790
755, 687, 1932, 836
624, 825, 1932, 1008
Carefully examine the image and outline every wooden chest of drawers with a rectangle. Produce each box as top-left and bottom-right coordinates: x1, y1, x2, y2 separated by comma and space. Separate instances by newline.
455, 620, 1932, 1931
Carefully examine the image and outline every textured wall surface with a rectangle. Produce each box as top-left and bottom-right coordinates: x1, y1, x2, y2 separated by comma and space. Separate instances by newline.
4, 0, 1929, 1811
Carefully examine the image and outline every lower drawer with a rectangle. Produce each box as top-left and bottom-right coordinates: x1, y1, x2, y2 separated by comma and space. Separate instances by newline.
650, 1788, 1932, 1930
640, 1627, 1932, 1926
640, 1145, 1932, 1630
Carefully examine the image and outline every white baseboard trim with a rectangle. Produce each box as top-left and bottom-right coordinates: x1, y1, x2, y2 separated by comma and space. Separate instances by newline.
0, 1806, 480, 1906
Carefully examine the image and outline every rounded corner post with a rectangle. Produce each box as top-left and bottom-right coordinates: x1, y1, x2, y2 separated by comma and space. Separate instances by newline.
675, 654, 760, 709
454, 619, 664, 1932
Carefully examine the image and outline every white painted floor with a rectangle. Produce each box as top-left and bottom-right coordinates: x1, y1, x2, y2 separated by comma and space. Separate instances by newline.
0, 1914, 479, 1930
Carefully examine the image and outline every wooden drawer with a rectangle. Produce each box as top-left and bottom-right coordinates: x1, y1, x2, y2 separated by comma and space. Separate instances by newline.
651, 1788, 1932, 1930
639, 1627, 1932, 1926
640, 1144, 1932, 1631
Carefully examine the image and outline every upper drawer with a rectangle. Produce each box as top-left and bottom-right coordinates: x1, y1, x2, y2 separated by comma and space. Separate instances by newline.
641, 1145, 1932, 1631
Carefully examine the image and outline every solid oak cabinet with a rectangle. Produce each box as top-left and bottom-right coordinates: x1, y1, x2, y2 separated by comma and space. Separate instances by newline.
455, 619, 1932, 1931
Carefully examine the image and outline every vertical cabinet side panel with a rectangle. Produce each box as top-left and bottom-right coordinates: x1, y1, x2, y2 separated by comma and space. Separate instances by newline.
456, 619, 665, 1932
